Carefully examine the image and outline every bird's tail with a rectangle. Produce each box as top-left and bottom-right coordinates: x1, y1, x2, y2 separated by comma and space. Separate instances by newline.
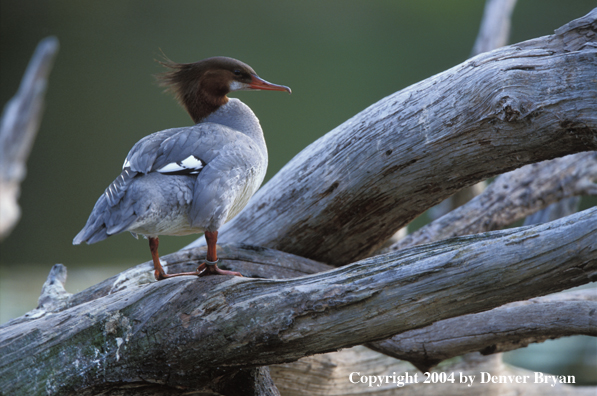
73, 194, 111, 244
73, 168, 138, 245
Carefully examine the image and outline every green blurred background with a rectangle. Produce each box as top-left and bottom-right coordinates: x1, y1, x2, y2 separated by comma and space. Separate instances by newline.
1, 0, 595, 384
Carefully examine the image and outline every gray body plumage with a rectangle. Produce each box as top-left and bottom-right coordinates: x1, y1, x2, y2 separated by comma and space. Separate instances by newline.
73, 98, 267, 245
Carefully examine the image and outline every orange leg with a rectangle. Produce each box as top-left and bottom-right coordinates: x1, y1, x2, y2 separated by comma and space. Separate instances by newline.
198, 231, 242, 277
150, 237, 202, 280
150, 233, 242, 281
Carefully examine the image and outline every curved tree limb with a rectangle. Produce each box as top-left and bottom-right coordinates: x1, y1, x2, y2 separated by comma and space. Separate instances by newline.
10, 244, 331, 327
373, 151, 595, 369
430, 0, 518, 220
1, 208, 595, 395
383, 151, 597, 252
3, 10, 596, 396
271, 348, 596, 396
367, 289, 597, 372
188, 9, 597, 265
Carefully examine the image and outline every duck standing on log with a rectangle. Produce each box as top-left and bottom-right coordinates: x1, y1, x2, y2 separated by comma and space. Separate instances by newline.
73, 56, 291, 280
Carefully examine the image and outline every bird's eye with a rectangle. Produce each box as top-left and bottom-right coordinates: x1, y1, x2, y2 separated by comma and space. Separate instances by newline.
233, 70, 242, 76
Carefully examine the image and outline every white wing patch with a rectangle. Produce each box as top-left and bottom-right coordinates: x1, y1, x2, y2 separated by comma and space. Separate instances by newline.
158, 155, 204, 175
180, 156, 203, 169
122, 158, 131, 169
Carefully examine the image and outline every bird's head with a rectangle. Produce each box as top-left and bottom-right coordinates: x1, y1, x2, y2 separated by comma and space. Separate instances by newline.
157, 56, 290, 123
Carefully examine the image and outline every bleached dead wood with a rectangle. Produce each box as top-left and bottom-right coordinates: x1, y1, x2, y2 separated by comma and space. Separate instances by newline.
367, 290, 597, 372
383, 151, 597, 253
1, 208, 595, 395
430, 0, 517, 220
0, 37, 59, 240
372, 152, 595, 371
2, 9, 597, 396
188, 9, 597, 265
271, 349, 596, 396
11, 244, 331, 326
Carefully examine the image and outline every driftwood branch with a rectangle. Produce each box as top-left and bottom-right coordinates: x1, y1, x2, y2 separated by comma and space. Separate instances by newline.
3, 9, 597, 396
367, 290, 597, 372
271, 348, 596, 396
429, 0, 518, 220
373, 152, 595, 369
383, 151, 597, 252
0, 37, 59, 240
187, 9, 597, 265
1, 208, 595, 394
12, 244, 331, 325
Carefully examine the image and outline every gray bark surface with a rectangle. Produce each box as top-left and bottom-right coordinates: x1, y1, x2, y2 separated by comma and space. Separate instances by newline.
367, 290, 597, 372
2, 9, 597, 396
373, 152, 595, 370
188, 10, 597, 265
383, 151, 597, 252
1, 208, 595, 395
271, 349, 596, 396
430, 0, 517, 219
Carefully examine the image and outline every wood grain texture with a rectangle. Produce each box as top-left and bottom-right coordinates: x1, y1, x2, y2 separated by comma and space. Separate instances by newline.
367, 290, 597, 372
383, 151, 597, 252
425, 0, 517, 220
1, 208, 595, 395
3, 10, 597, 396
187, 10, 597, 265
271, 349, 596, 396
7, 243, 331, 328
373, 152, 595, 370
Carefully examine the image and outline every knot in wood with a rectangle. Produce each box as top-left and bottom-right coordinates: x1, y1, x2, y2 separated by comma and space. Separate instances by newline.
496, 95, 523, 122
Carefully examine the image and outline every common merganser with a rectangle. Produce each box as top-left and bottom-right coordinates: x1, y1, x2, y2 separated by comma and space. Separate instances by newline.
73, 57, 290, 280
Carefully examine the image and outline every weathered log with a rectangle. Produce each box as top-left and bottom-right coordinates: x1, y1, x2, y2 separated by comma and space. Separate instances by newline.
0, 37, 59, 240
1, 208, 595, 395
271, 348, 596, 396
187, 9, 597, 265
383, 151, 597, 253
4, 9, 596, 395
373, 151, 595, 369
10, 244, 331, 327
367, 290, 597, 372
430, 0, 517, 219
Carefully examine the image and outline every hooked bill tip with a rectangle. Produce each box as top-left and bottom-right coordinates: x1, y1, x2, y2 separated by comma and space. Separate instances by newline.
249, 74, 291, 94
